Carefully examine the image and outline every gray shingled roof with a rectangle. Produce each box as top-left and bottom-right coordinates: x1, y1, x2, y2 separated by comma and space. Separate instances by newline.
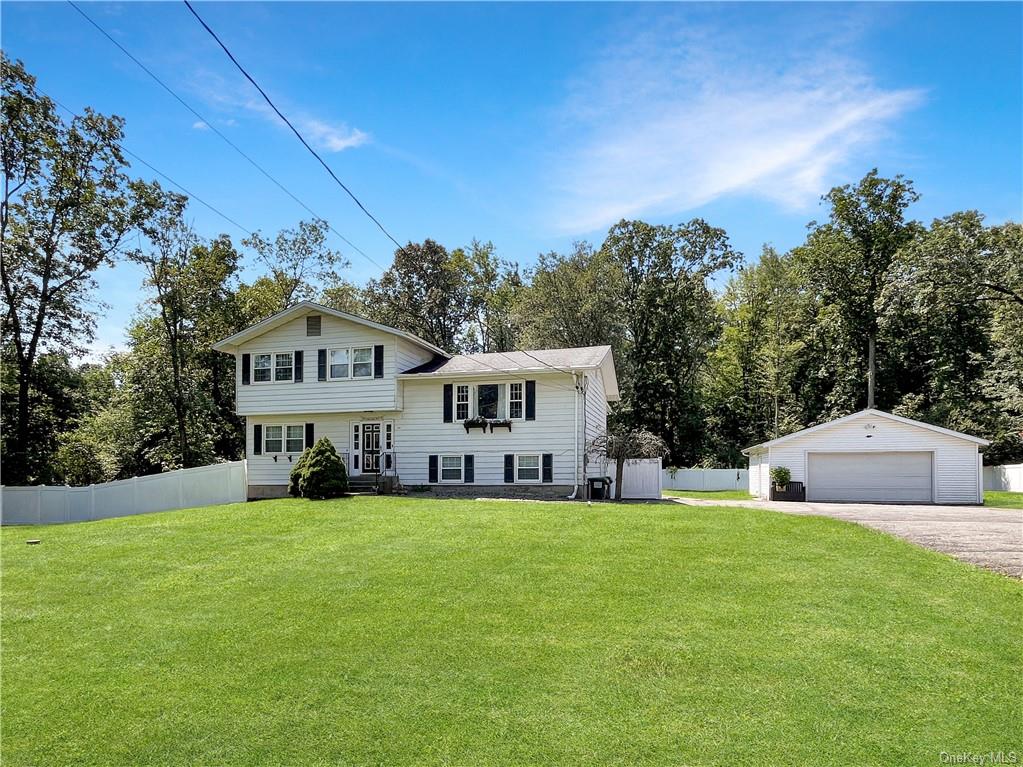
401, 346, 612, 375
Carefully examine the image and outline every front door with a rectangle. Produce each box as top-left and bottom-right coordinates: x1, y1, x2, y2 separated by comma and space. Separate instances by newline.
362, 423, 381, 474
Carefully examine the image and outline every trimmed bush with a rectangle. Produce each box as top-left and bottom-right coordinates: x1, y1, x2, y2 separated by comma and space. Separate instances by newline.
298, 437, 349, 499
770, 466, 792, 489
288, 449, 311, 497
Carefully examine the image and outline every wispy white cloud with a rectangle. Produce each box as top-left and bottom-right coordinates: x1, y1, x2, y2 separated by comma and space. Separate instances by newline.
548, 11, 924, 233
190, 70, 368, 153
192, 120, 209, 131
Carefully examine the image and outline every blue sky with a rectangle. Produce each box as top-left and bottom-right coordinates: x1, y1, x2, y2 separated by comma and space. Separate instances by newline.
4, 1, 1021, 354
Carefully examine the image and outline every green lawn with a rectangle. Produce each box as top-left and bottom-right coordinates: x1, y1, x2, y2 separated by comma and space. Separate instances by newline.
986, 491, 1023, 509
2, 497, 1020, 766
662, 489, 753, 500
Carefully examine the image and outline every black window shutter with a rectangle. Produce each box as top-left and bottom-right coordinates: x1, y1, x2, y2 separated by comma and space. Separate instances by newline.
464, 454, 474, 483
374, 344, 384, 378
428, 455, 438, 483
525, 380, 536, 420
253, 424, 262, 455
504, 454, 514, 483
294, 350, 304, 382
443, 384, 453, 423
305, 423, 314, 449
241, 353, 251, 385
317, 349, 327, 381
542, 453, 553, 483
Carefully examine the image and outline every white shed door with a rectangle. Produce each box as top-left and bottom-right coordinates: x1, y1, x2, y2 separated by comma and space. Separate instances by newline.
807, 452, 932, 503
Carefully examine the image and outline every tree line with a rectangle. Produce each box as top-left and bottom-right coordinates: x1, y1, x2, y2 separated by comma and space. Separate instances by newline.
3, 55, 1021, 485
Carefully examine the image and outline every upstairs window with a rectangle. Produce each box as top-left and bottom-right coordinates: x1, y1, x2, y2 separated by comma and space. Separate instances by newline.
274, 352, 294, 382
477, 384, 499, 419
509, 382, 524, 420
254, 353, 272, 383
456, 385, 470, 420
329, 349, 350, 379
352, 347, 373, 378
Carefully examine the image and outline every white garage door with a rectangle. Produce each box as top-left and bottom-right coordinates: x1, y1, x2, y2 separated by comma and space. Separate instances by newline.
807, 452, 933, 503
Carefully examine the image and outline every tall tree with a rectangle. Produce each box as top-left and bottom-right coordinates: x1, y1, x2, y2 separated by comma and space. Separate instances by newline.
1, 55, 160, 482
241, 218, 346, 312
460, 240, 521, 353
793, 169, 921, 412
601, 219, 738, 465
363, 239, 470, 350
514, 242, 626, 352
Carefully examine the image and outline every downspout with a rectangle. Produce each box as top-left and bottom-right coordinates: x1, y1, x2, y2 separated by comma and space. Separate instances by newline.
567, 372, 580, 499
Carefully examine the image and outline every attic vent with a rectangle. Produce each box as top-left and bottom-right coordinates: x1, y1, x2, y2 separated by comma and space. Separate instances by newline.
306, 315, 321, 336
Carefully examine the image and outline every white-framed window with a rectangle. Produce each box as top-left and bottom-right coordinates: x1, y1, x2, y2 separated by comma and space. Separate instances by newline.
274, 352, 294, 382
263, 424, 306, 454
352, 346, 373, 378
254, 353, 272, 383
328, 346, 374, 379
456, 385, 470, 420
440, 455, 463, 483
285, 425, 304, 453
516, 454, 541, 483
329, 348, 350, 379
509, 382, 524, 420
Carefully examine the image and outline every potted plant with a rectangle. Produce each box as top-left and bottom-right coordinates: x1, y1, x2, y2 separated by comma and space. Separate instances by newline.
769, 466, 805, 501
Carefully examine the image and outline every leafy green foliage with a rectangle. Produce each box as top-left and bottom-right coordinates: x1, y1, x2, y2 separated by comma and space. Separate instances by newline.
770, 466, 791, 488
288, 449, 310, 498
295, 437, 349, 499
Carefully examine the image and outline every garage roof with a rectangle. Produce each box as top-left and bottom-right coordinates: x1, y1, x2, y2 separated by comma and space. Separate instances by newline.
741, 408, 991, 454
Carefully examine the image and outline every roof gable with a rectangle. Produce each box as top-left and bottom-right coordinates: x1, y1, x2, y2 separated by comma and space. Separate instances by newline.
742, 409, 990, 454
212, 301, 449, 357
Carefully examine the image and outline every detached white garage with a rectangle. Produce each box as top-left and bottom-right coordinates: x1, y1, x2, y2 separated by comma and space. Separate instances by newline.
743, 409, 989, 505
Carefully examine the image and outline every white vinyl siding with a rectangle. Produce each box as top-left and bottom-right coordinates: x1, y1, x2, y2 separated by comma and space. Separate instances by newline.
765, 412, 982, 505
396, 373, 579, 486
235, 315, 398, 415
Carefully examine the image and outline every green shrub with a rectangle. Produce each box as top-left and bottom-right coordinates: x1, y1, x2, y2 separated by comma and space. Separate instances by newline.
298, 437, 349, 499
770, 466, 791, 489
288, 449, 311, 497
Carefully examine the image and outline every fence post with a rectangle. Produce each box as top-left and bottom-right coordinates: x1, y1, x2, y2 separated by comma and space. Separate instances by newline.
133, 477, 139, 516
178, 469, 185, 509
89, 484, 96, 521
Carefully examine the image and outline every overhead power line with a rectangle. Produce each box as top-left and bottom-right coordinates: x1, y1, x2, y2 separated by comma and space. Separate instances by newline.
182, 0, 408, 257
51, 95, 254, 237
66, 0, 381, 268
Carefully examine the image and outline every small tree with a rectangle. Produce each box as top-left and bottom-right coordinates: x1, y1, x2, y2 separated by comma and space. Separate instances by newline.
588, 428, 668, 501
297, 437, 349, 499
288, 448, 311, 497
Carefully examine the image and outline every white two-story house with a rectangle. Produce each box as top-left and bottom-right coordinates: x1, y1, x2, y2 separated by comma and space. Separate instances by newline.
212, 301, 620, 499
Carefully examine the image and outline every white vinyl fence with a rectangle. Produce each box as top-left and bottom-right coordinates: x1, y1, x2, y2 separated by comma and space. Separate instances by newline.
619, 458, 663, 500
1, 461, 247, 526
662, 468, 748, 492
984, 463, 1023, 492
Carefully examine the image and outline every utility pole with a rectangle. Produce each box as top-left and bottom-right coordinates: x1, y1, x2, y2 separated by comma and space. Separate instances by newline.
867, 336, 876, 409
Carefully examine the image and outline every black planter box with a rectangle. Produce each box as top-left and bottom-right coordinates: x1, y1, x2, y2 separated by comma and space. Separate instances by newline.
770, 481, 806, 502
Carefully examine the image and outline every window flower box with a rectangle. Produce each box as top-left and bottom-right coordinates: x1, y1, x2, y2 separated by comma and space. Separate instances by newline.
489, 419, 512, 433
463, 416, 489, 433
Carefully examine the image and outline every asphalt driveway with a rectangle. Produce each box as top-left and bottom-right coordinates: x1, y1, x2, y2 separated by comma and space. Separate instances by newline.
669, 497, 1023, 578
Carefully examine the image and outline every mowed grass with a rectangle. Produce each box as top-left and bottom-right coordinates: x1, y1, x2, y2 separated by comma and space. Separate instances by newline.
2, 497, 1020, 766
662, 489, 753, 501
987, 491, 1023, 509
